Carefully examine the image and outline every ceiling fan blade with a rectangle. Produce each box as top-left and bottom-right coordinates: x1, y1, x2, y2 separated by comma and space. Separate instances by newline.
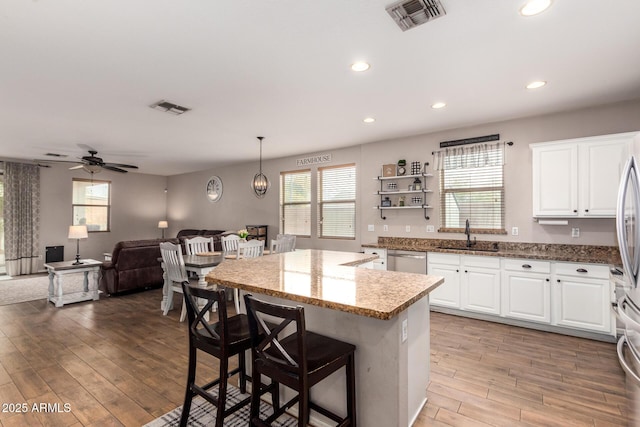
69, 165, 85, 170
34, 159, 84, 165
103, 162, 138, 169
102, 165, 128, 173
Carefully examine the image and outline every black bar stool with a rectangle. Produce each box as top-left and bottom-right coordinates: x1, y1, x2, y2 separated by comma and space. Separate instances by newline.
180, 284, 277, 427
244, 294, 357, 426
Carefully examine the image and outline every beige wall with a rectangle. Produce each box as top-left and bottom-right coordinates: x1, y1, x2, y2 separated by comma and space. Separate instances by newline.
38, 164, 168, 267
15, 97, 639, 271
168, 98, 640, 248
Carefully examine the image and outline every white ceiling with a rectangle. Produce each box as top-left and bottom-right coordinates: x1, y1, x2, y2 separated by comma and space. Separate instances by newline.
2, 0, 640, 176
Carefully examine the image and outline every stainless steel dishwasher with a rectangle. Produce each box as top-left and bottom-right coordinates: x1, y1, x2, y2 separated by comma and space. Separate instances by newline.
387, 250, 427, 274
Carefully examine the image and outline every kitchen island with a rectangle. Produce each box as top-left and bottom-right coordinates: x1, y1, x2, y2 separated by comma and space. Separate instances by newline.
205, 249, 443, 427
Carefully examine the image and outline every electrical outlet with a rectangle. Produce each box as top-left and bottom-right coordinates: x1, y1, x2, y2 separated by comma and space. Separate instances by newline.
368, 224, 374, 232
405, 225, 411, 233
401, 319, 408, 343
512, 226, 519, 236
426, 225, 435, 233
383, 224, 389, 232
572, 227, 580, 238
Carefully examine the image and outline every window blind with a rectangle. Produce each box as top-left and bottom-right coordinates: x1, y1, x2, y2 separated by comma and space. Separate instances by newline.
318, 164, 356, 239
72, 178, 111, 231
280, 170, 311, 236
436, 143, 505, 232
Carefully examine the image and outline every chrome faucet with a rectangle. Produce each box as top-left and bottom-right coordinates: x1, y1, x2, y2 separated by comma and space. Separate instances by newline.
465, 219, 476, 248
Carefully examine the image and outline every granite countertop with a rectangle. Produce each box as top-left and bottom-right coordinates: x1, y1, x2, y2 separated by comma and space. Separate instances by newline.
363, 237, 622, 265
205, 249, 443, 320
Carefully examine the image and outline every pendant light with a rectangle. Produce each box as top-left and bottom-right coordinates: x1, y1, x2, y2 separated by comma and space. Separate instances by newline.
251, 136, 270, 198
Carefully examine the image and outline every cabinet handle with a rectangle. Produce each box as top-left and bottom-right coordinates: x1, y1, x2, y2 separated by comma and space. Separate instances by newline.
456, 269, 459, 273
585, 209, 589, 213
464, 270, 468, 273
576, 268, 588, 273
573, 209, 577, 213
522, 264, 532, 269
557, 279, 561, 283
546, 278, 550, 282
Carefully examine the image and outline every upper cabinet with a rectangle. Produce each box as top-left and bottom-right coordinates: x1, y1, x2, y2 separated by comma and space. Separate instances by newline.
531, 132, 636, 218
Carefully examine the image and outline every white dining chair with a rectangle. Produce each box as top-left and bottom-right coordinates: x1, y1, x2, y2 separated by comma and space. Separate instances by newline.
270, 238, 291, 254
184, 236, 215, 255
237, 239, 265, 259
225, 239, 265, 313
221, 234, 241, 254
276, 233, 296, 251
160, 241, 189, 322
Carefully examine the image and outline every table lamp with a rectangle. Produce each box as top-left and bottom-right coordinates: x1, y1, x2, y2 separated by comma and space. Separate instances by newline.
158, 220, 168, 239
68, 225, 88, 265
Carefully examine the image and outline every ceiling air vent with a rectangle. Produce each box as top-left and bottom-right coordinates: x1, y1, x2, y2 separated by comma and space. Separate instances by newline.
150, 100, 191, 115
386, 0, 446, 31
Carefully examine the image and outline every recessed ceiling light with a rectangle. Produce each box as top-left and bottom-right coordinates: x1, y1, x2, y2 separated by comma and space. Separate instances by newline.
431, 102, 446, 109
363, 117, 375, 123
526, 80, 547, 89
351, 62, 370, 72
520, 0, 552, 16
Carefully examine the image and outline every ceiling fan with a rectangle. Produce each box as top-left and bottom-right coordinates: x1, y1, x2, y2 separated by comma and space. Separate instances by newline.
37, 147, 139, 174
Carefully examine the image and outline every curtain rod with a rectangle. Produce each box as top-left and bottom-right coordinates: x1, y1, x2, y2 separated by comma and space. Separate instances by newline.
432, 140, 513, 155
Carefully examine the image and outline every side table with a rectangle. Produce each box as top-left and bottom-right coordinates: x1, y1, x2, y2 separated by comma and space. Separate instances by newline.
44, 259, 102, 307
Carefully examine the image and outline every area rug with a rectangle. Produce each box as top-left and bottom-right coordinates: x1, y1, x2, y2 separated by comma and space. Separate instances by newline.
0, 273, 86, 306
144, 385, 298, 427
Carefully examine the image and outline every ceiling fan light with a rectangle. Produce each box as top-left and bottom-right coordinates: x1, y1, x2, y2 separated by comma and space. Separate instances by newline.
82, 164, 102, 173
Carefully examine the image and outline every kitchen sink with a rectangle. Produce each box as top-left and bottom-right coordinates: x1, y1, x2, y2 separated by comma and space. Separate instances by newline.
436, 246, 499, 253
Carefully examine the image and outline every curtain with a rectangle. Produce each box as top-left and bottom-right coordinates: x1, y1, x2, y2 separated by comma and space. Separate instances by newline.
433, 142, 506, 171
4, 162, 40, 276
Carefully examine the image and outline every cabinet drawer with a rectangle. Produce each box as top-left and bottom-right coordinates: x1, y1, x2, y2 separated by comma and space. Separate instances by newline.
462, 255, 500, 269
503, 259, 551, 274
554, 262, 609, 279
427, 252, 459, 265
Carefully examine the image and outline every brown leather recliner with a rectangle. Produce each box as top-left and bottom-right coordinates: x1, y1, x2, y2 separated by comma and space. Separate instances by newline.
100, 238, 178, 295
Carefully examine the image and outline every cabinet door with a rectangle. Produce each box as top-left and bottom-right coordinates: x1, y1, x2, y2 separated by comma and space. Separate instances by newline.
580, 138, 630, 217
427, 262, 460, 309
502, 271, 550, 323
462, 266, 501, 315
553, 276, 612, 333
532, 143, 578, 217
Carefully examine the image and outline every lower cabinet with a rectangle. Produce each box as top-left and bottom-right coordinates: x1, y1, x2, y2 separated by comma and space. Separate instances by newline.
553, 262, 613, 334
502, 259, 551, 323
461, 256, 501, 315
427, 253, 461, 308
427, 253, 615, 338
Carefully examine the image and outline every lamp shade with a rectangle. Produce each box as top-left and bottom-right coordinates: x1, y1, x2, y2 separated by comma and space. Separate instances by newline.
158, 221, 168, 229
68, 225, 88, 239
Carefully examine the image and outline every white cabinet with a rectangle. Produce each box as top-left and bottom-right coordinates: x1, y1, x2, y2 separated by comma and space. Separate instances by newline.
428, 252, 616, 338
461, 256, 501, 315
427, 253, 501, 314
427, 253, 461, 308
362, 248, 387, 270
552, 262, 614, 334
502, 259, 551, 323
531, 132, 634, 218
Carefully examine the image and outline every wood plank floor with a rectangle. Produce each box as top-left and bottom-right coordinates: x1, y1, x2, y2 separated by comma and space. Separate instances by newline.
0, 288, 632, 426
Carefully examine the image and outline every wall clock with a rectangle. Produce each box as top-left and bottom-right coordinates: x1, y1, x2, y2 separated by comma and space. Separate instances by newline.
206, 176, 223, 202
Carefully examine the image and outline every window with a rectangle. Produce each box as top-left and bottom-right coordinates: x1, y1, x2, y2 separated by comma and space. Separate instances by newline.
280, 170, 311, 237
436, 143, 505, 233
72, 178, 111, 232
318, 164, 356, 239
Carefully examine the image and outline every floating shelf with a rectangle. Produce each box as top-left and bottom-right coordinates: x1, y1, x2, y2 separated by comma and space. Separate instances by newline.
375, 173, 434, 180
376, 189, 434, 195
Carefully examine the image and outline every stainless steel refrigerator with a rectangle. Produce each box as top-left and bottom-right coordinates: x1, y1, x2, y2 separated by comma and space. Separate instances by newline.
615, 143, 640, 425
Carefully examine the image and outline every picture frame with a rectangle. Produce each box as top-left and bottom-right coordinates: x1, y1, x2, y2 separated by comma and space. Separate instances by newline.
382, 164, 396, 177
